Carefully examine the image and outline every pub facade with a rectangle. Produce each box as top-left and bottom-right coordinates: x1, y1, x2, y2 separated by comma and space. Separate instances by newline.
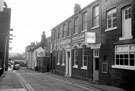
51, 0, 101, 81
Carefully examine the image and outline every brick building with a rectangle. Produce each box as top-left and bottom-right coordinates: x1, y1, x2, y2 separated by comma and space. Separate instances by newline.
51, 0, 101, 81
51, 0, 135, 90
100, 0, 135, 90
0, 2, 11, 76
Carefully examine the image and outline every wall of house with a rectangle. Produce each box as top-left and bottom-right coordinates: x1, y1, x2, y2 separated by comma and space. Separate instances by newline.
100, 0, 135, 90
0, 8, 11, 74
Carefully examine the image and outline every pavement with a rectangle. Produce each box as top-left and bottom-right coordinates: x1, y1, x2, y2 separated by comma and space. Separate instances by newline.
44, 72, 125, 91
0, 68, 125, 91
0, 70, 25, 91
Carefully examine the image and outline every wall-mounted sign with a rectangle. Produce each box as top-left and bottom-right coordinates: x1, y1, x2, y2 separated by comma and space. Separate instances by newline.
85, 32, 96, 43
57, 38, 71, 47
72, 33, 85, 43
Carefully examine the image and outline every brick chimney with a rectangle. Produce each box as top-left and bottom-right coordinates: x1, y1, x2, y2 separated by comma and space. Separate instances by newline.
74, 4, 81, 14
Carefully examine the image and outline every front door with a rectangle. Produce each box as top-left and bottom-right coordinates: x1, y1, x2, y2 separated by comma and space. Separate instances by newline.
93, 49, 99, 81
65, 49, 71, 77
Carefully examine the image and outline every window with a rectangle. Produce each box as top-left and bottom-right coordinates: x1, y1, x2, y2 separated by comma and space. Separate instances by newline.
63, 24, 66, 38
67, 21, 71, 36
112, 44, 135, 70
74, 17, 79, 34
82, 12, 87, 31
61, 50, 65, 66
125, 7, 131, 19
53, 29, 56, 41
57, 51, 60, 65
93, 5, 99, 27
58, 27, 60, 39
60, 26, 63, 39
73, 46, 78, 67
106, 8, 117, 31
82, 45, 87, 68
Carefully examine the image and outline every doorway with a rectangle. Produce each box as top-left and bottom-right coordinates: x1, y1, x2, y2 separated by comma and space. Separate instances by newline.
93, 49, 99, 81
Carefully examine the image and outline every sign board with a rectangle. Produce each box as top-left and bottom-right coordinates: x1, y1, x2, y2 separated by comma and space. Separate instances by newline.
72, 33, 85, 43
57, 38, 71, 47
85, 32, 96, 43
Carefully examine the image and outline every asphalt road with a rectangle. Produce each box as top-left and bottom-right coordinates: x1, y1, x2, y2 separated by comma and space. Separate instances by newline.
17, 68, 99, 91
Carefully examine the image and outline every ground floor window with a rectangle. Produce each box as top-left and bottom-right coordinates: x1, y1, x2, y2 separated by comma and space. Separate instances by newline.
73, 46, 78, 68
81, 45, 88, 69
113, 44, 135, 70
61, 49, 65, 66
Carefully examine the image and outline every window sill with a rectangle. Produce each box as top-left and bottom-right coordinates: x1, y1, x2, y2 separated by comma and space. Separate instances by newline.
61, 63, 65, 66
73, 33, 78, 36
105, 27, 117, 32
112, 65, 135, 70
73, 65, 78, 68
91, 25, 99, 30
57, 63, 60, 65
119, 36, 133, 40
81, 29, 87, 33
81, 66, 87, 70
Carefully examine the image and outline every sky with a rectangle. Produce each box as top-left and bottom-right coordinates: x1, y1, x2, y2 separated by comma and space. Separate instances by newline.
5, 0, 95, 53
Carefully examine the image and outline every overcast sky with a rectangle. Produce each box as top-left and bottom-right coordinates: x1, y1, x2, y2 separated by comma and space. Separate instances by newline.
6, 0, 95, 53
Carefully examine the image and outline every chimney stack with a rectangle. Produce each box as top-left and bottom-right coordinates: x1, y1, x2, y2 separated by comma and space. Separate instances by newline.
74, 4, 81, 14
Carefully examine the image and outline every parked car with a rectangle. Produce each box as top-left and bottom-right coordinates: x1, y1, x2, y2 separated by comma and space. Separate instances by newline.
14, 64, 20, 70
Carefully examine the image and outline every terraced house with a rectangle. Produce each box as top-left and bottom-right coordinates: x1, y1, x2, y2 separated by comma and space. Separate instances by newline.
51, 0, 135, 90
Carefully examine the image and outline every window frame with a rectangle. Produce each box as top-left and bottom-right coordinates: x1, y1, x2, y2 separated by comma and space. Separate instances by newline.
61, 49, 65, 66
74, 16, 79, 35
105, 8, 117, 31
112, 44, 135, 70
92, 5, 99, 28
73, 46, 78, 68
82, 12, 87, 32
81, 45, 88, 70
67, 21, 71, 37
63, 24, 67, 38
57, 51, 60, 65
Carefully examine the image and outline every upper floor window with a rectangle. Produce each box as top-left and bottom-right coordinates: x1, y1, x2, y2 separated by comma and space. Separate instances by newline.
93, 5, 99, 27
60, 26, 63, 39
106, 8, 117, 30
93, 6, 99, 27
63, 24, 66, 38
82, 12, 87, 31
53, 29, 56, 41
58, 27, 60, 39
74, 17, 79, 34
67, 21, 71, 36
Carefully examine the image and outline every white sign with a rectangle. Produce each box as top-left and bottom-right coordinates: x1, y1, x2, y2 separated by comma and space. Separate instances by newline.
85, 32, 96, 43
0, 0, 4, 12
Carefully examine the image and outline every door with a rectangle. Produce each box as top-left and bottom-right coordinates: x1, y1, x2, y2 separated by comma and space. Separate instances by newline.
65, 49, 71, 77
93, 49, 99, 81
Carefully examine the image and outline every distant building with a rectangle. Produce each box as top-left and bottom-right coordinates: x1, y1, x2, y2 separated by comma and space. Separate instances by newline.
25, 31, 51, 71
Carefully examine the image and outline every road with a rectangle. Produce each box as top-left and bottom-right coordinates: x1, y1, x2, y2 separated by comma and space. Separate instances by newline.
16, 67, 100, 91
